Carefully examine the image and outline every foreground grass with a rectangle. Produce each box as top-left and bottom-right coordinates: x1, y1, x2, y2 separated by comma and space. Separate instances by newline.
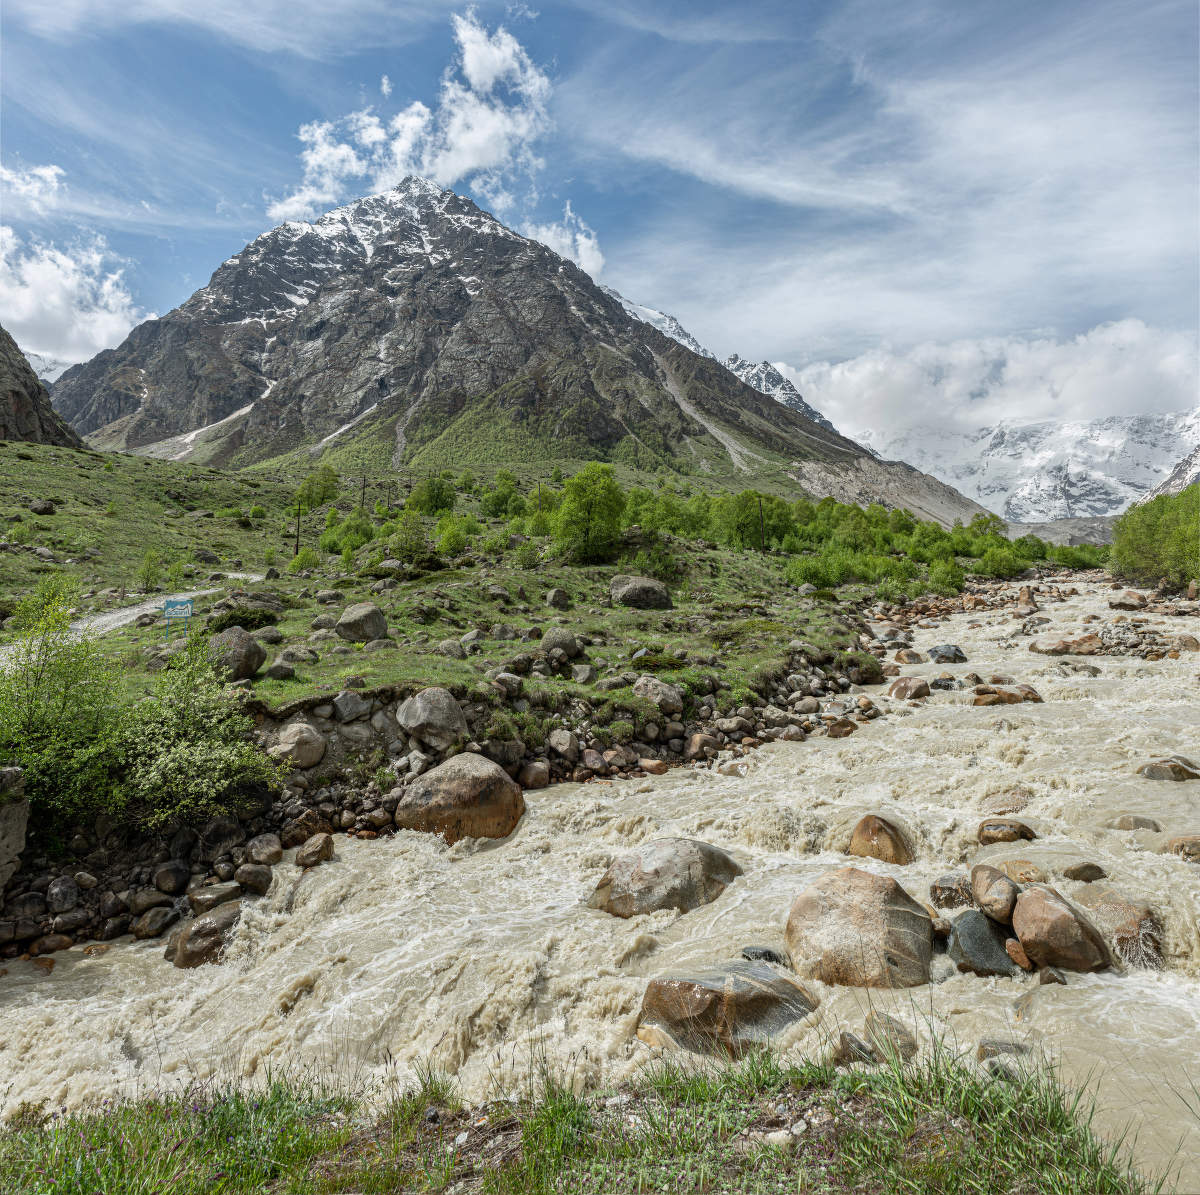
0, 1050, 1154, 1195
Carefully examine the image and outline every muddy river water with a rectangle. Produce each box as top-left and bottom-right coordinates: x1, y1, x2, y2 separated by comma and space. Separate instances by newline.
1, 581, 1197, 1174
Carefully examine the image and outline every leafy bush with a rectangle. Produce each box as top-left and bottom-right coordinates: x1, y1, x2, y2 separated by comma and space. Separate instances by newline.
513, 541, 540, 569
553, 462, 624, 562
1109, 486, 1198, 587
208, 606, 278, 634
288, 547, 321, 573
136, 550, 161, 592
977, 546, 1027, 579
389, 508, 433, 563
928, 557, 965, 594
407, 476, 456, 515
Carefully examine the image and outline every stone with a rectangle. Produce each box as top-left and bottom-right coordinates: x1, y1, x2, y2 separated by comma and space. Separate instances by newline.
784, 866, 932, 989
977, 1038, 1031, 1063
335, 602, 387, 642
540, 627, 580, 658
394, 753, 525, 845
196, 814, 245, 862
207, 627, 266, 680
1108, 814, 1161, 832
1011, 886, 1110, 972
173, 901, 242, 968
610, 574, 672, 610
948, 909, 1020, 977
396, 687, 469, 751
929, 874, 972, 909
971, 864, 1021, 924
632, 675, 685, 716
1039, 966, 1067, 986
280, 808, 333, 848
831, 1030, 878, 1066
0, 781, 29, 892
1005, 938, 1033, 970
265, 661, 295, 681
547, 728, 580, 762
827, 718, 857, 739
29, 498, 56, 515
888, 676, 931, 700
928, 645, 967, 664
518, 760, 551, 789
31, 934, 74, 955
1073, 884, 1163, 968
865, 1011, 918, 1060
296, 833, 334, 868
1164, 835, 1200, 862
257, 626, 284, 644
129, 887, 173, 916
977, 818, 1037, 845
46, 876, 80, 914
639, 758, 668, 776
1062, 861, 1107, 883
685, 732, 720, 760
846, 814, 913, 865
1137, 756, 1200, 782
152, 860, 191, 895
996, 858, 1047, 884
234, 863, 273, 895
188, 881, 242, 915
546, 587, 569, 609
246, 832, 283, 866
1108, 590, 1147, 610
636, 960, 818, 1055
332, 690, 370, 722
588, 838, 743, 918
1172, 633, 1200, 652
438, 638, 466, 660
741, 946, 788, 965
571, 664, 597, 684
132, 906, 179, 939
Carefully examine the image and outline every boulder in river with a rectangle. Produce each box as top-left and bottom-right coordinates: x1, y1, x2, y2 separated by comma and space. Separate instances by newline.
888, 677, 930, 700
396, 687, 468, 752
971, 864, 1020, 925
1137, 756, 1199, 782
295, 832, 334, 868
1163, 835, 1200, 863
1011, 886, 1111, 972
928, 645, 967, 664
784, 866, 932, 989
948, 909, 1021, 977
846, 814, 913, 865
394, 752, 525, 844
977, 818, 1037, 846
1073, 884, 1163, 968
173, 901, 242, 968
636, 959, 818, 1055
588, 838, 742, 918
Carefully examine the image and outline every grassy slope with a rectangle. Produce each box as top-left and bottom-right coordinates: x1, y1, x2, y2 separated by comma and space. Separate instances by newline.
0, 1051, 1154, 1194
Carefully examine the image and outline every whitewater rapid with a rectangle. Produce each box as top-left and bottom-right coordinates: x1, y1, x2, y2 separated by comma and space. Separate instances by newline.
1, 581, 1197, 1174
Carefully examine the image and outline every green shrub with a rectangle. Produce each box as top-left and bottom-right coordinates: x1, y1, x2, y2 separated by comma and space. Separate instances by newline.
248, 505, 267, 519
1110, 486, 1198, 587
288, 547, 321, 573
976, 546, 1027, 579
207, 606, 278, 634
407, 476, 456, 515
928, 557, 965, 594
553, 462, 624, 562
513, 541, 540, 569
136, 550, 161, 592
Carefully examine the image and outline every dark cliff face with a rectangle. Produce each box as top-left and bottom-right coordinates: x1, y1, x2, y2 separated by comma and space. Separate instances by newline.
0, 325, 84, 448
50, 177, 867, 473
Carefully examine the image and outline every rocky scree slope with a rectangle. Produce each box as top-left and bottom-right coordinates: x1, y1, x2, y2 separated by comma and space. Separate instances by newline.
51, 178, 982, 524
0, 325, 83, 448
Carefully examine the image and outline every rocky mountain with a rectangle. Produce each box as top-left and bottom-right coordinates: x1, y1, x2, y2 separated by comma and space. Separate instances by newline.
52, 177, 984, 525
24, 350, 74, 384
720, 355, 835, 432
861, 408, 1200, 521
0, 324, 83, 448
1143, 442, 1200, 500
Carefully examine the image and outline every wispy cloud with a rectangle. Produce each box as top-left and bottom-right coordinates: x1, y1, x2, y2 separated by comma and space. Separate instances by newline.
0, 226, 151, 363
522, 200, 604, 276
0, 162, 66, 215
266, 11, 552, 221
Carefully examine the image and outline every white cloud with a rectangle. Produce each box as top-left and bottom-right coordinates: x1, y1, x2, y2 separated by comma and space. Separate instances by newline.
523, 201, 604, 277
781, 321, 1199, 440
0, 162, 66, 214
266, 10, 551, 222
380, 74, 392, 97
0, 226, 150, 364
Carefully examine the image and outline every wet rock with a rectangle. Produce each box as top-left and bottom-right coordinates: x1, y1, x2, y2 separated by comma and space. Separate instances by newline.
632, 675, 684, 716
948, 909, 1020, 977
888, 677, 931, 700
640, 758, 669, 775
1039, 966, 1067, 986
197, 814, 245, 862
1108, 590, 1147, 610
636, 960, 818, 1056
977, 1038, 1031, 1063
971, 864, 1021, 924
685, 732, 720, 760
827, 718, 857, 739
1005, 938, 1033, 970
928, 645, 967, 664
846, 814, 913, 865
129, 888, 173, 916
865, 1011, 918, 1060
1074, 884, 1163, 967
1011, 886, 1110, 972
246, 832, 283, 866
280, 808, 333, 848
46, 876, 80, 914
610, 574, 672, 610
784, 866, 932, 989
977, 818, 1037, 846
995, 858, 1048, 884
518, 759, 551, 789
394, 753, 525, 844
831, 1030, 878, 1066
234, 862, 273, 895
188, 881, 242, 916
31, 933, 74, 955
930, 874, 972, 909
396, 687, 468, 752
1163, 835, 1200, 862
335, 602, 387, 642
1137, 756, 1199, 781
132, 906, 179, 939
1061, 861, 1107, 882
741, 946, 788, 965
152, 860, 191, 895
894, 649, 925, 664
1108, 814, 1161, 832
296, 833, 334, 868
173, 900, 242, 968
588, 838, 742, 918
207, 627, 266, 680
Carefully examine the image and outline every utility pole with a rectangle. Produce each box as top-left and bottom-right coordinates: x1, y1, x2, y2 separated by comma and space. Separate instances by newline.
361, 474, 367, 510
294, 502, 301, 557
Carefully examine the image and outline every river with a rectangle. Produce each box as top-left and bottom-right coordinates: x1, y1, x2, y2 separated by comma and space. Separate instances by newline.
1, 580, 1196, 1176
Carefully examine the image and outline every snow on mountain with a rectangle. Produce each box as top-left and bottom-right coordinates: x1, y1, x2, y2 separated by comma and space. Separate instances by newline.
1143, 440, 1200, 500
721, 354, 835, 432
600, 287, 839, 433
862, 407, 1200, 521
22, 350, 74, 383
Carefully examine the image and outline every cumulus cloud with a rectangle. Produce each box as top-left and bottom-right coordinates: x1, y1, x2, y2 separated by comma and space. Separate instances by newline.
1, 162, 66, 217
782, 321, 1199, 441
522, 201, 604, 277
266, 10, 551, 222
0, 226, 150, 363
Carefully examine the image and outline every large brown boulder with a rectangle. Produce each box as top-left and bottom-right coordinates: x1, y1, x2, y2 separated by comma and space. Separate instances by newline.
1073, 884, 1163, 968
588, 838, 742, 918
173, 901, 242, 968
207, 627, 266, 680
846, 815, 913, 865
888, 677, 930, 700
1137, 756, 1199, 782
636, 960, 818, 1055
396, 687, 468, 751
393, 753, 524, 844
610, 574, 672, 609
334, 602, 387, 642
784, 866, 933, 988
1011, 886, 1111, 972
268, 721, 327, 768
971, 864, 1020, 925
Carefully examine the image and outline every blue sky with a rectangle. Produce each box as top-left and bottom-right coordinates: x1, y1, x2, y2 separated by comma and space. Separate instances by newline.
2, 0, 1196, 435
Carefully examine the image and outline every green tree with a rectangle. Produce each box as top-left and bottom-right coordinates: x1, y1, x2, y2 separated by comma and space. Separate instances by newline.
136, 550, 162, 592
553, 462, 625, 562
296, 465, 339, 512
407, 476, 456, 515
389, 507, 431, 562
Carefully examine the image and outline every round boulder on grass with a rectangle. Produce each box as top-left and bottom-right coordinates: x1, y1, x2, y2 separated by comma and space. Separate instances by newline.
335, 602, 387, 643
207, 626, 266, 680
609, 574, 672, 610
